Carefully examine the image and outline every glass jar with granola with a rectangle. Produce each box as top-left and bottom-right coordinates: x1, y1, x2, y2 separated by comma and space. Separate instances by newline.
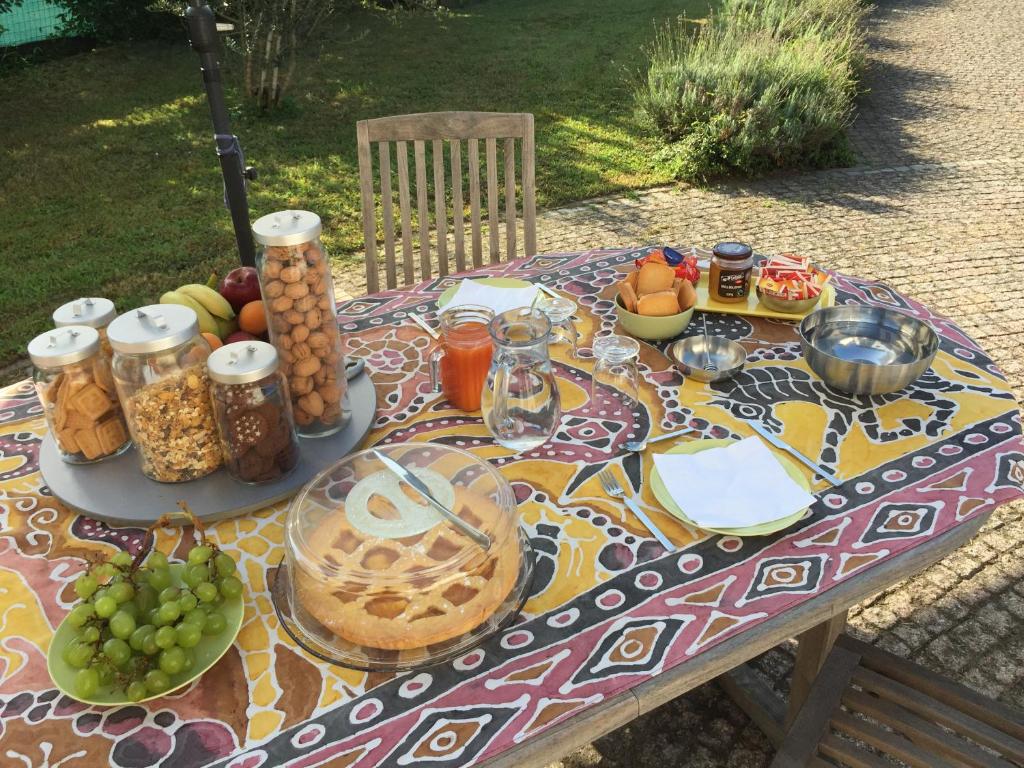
28, 325, 131, 464
252, 210, 349, 439
107, 304, 223, 483
208, 341, 300, 485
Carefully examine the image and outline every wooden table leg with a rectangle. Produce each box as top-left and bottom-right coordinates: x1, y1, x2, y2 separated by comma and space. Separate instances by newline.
718, 611, 848, 747
786, 611, 847, 728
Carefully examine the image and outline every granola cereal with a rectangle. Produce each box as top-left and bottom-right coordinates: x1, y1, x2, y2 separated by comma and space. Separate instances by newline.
124, 364, 223, 482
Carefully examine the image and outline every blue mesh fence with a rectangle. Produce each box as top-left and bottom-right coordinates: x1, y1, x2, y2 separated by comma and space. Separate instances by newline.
0, 0, 65, 47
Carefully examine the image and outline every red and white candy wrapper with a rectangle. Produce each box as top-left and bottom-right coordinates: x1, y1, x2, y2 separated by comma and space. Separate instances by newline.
758, 253, 829, 300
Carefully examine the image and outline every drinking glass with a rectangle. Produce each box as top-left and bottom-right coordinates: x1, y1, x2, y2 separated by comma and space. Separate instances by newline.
541, 296, 578, 360
429, 305, 494, 412
590, 334, 640, 418
481, 308, 562, 452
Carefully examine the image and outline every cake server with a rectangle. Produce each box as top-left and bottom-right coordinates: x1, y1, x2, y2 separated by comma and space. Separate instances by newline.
370, 450, 492, 550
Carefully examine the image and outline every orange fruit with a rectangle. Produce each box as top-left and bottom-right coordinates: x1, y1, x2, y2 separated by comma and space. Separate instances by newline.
238, 300, 268, 335
201, 332, 223, 350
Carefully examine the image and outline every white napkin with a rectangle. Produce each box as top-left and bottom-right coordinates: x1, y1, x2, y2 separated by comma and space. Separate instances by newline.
445, 279, 539, 316
652, 437, 816, 529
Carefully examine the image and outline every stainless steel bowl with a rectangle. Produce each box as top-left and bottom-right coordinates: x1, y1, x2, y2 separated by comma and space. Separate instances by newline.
756, 286, 823, 315
799, 306, 938, 395
668, 335, 746, 383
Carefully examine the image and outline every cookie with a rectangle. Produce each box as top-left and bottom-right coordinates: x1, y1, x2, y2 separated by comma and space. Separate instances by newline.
228, 410, 269, 450
71, 383, 112, 420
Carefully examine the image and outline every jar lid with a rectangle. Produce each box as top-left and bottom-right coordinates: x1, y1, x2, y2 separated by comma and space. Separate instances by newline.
252, 210, 322, 247
713, 241, 753, 261
208, 341, 279, 384
28, 325, 100, 367
52, 297, 117, 329
107, 305, 199, 354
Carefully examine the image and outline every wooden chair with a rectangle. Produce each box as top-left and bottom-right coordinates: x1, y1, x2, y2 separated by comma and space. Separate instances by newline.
771, 633, 1024, 767
356, 111, 537, 294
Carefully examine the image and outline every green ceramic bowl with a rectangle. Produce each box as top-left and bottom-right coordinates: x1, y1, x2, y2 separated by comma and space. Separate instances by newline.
47, 562, 244, 705
615, 294, 694, 341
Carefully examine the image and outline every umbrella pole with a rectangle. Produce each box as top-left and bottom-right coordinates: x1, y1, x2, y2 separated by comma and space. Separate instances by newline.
186, 0, 257, 267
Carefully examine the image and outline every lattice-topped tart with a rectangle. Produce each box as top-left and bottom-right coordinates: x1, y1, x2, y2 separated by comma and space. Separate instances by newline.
282, 444, 530, 664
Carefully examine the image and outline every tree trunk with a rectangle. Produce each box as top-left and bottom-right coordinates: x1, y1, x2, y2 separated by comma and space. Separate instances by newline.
270, 29, 282, 107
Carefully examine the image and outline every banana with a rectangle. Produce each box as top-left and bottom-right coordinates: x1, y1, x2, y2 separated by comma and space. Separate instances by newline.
214, 315, 238, 340
160, 290, 219, 336
177, 283, 236, 320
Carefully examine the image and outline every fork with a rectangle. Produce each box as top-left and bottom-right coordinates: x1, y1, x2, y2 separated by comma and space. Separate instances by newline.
597, 468, 677, 552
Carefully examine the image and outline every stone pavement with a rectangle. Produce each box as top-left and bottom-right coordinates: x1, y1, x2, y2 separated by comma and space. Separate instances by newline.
529, 0, 1024, 765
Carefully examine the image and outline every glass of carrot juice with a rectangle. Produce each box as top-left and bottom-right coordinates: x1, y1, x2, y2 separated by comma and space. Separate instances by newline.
429, 305, 495, 412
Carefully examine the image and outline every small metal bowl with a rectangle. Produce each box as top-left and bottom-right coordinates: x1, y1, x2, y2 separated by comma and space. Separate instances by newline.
756, 286, 823, 315
668, 335, 746, 382
799, 305, 938, 395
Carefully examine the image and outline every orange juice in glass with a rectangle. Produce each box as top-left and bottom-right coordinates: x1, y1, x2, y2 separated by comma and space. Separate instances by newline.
429, 305, 494, 412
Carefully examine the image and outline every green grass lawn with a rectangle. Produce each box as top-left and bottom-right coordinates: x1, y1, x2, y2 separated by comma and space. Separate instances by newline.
0, 0, 711, 372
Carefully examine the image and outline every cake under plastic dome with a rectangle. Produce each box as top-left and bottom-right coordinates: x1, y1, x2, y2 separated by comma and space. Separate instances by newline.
274, 443, 533, 671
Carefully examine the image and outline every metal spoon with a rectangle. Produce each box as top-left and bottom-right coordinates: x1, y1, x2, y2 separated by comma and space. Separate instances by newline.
624, 427, 696, 453
701, 314, 718, 373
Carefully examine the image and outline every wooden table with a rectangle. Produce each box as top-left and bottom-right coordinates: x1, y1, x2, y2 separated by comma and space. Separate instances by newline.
1, 246, 1020, 768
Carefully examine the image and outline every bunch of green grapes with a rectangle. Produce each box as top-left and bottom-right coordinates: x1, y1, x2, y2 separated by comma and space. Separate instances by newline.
63, 542, 242, 701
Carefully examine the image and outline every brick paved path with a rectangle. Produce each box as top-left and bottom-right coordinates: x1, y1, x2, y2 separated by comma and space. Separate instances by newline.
529, 0, 1024, 765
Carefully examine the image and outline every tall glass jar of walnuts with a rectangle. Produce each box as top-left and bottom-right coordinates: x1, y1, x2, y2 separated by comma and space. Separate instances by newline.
252, 210, 349, 438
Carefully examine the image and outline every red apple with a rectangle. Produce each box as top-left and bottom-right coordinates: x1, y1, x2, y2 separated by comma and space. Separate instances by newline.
219, 266, 262, 313
224, 331, 260, 345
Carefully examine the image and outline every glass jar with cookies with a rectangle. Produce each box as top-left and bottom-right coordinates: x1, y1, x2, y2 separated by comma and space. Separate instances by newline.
28, 325, 131, 464
52, 297, 118, 363
208, 341, 299, 485
107, 304, 223, 483
252, 210, 349, 439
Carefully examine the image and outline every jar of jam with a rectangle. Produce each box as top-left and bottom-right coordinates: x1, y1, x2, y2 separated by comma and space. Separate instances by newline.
208, 341, 300, 485
709, 242, 754, 303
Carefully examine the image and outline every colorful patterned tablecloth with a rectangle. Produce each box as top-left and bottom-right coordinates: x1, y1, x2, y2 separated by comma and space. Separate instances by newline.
1, 247, 1022, 768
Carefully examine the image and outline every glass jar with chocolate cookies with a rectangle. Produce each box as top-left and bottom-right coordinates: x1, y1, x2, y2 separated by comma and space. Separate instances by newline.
208, 341, 299, 485
107, 304, 223, 483
252, 210, 349, 439
28, 325, 131, 464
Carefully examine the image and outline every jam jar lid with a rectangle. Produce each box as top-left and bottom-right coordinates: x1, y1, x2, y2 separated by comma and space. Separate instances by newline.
28, 325, 100, 367
285, 443, 519, 586
107, 305, 199, 354
712, 242, 754, 261
208, 341, 279, 385
252, 210, 322, 247
52, 297, 117, 329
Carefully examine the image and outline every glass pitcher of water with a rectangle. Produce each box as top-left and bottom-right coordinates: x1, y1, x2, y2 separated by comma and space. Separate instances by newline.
481, 308, 562, 452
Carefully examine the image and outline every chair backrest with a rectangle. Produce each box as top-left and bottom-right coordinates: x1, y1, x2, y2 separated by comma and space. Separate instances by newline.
356, 111, 537, 294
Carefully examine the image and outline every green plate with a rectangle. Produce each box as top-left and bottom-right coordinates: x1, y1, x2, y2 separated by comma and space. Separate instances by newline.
436, 277, 535, 309
650, 438, 810, 536
47, 562, 244, 705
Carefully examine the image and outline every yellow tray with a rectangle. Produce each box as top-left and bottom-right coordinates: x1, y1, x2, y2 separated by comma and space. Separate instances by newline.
695, 267, 835, 322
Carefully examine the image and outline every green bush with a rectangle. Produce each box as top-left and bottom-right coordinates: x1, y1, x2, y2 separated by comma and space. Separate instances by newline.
636, 0, 867, 181
53, 0, 180, 42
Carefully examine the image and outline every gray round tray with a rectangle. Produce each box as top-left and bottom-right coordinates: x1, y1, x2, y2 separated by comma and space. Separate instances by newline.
39, 371, 376, 525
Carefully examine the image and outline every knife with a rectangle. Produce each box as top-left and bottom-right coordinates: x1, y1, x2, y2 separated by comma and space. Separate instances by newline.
748, 422, 843, 487
370, 450, 492, 550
